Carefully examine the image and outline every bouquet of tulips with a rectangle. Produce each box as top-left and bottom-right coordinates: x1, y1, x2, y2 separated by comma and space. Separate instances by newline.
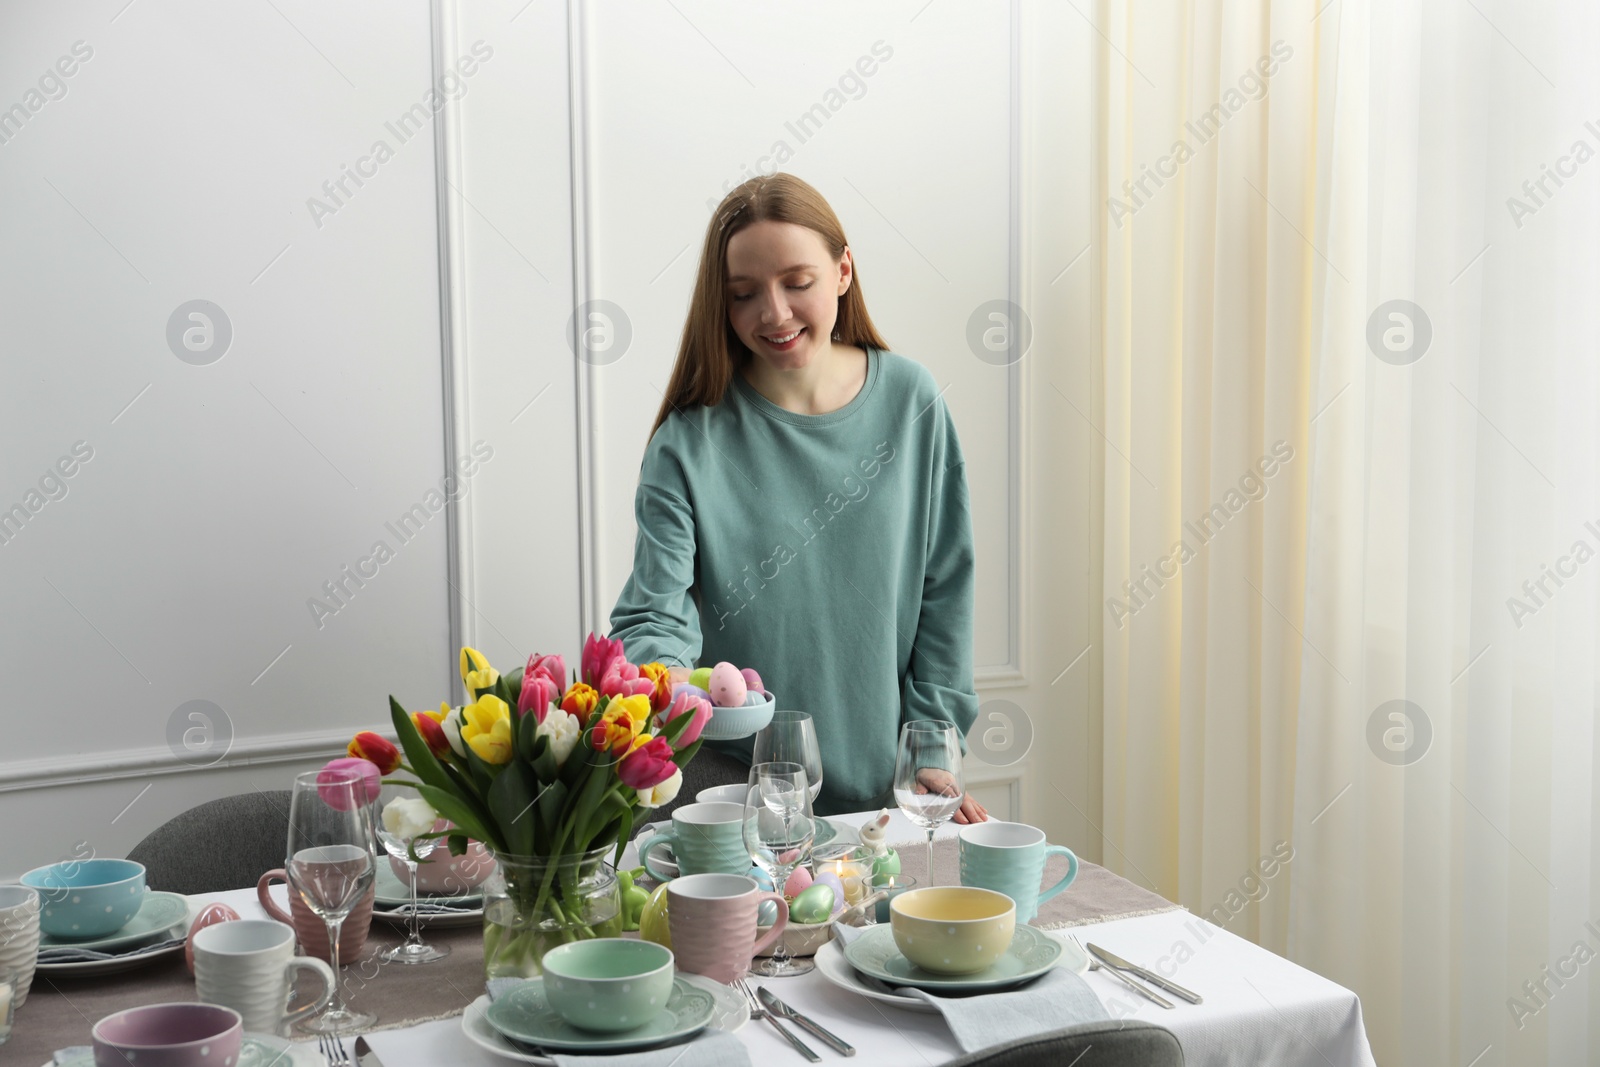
323, 632, 713, 974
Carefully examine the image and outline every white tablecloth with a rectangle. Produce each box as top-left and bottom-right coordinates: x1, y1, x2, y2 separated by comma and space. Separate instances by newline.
214, 810, 1377, 1067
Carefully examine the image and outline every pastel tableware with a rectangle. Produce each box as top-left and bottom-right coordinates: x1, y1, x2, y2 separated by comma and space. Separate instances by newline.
695, 783, 749, 805
193, 919, 336, 1035
958, 820, 1079, 923
485, 976, 716, 1052
540, 938, 675, 1033
184, 902, 240, 974
388, 819, 494, 894
36, 892, 188, 953
0, 887, 40, 1006
21, 858, 146, 939
667, 873, 789, 983
639, 802, 750, 880
91, 1002, 243, 1067
697, 689, 776, 741
890, 885, 1016, 975
257, 867, 374, 963
845, 922, 1065, 992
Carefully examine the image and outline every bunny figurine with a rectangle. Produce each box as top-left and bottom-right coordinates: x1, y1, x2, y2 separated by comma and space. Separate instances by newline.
859, 808, 901, 880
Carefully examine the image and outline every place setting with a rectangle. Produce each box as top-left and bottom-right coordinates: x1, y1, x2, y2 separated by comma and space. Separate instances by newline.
19, 859, 193, 979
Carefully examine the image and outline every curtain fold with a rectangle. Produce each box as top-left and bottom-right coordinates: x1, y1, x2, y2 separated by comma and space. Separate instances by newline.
1090, 1, 1600, 1063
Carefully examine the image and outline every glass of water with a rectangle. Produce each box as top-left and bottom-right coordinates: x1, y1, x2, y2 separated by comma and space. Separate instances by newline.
893, 721, 964, 887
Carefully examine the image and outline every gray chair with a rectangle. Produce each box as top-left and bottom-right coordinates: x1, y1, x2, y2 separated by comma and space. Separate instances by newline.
945, 1020, 1183, 1066
127, 790, 291, 895
654, 745, 749, 823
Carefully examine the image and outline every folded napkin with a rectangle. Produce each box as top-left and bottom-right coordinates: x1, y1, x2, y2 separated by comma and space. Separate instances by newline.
830, 922, 1110, 1054
548, 1029, 750, 1067
36, 934, 187, 964
54, 1049, 90, 1065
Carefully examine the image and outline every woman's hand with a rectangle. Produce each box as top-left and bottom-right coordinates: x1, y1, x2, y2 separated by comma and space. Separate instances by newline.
952, 793, 988, 824
912, 768, 988, 824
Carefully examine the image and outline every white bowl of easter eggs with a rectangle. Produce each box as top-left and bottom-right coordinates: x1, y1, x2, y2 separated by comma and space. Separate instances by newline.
680, 662, 776, 741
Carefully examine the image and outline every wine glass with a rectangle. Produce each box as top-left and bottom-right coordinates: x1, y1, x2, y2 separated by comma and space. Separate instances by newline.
742, 761, 815, 977
287, 768, 377, 1034
892, 720, 964, 888
375, 781, 449, 964
752, 711, 824, 803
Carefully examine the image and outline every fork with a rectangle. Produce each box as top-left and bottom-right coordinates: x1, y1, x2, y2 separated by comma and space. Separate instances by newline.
735, 977, 820, 1062
318, 1033, 353, 1066
1067, 934, 1173, 1009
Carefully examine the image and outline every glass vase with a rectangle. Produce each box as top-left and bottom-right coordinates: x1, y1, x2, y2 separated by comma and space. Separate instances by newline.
481, 846, 623, 980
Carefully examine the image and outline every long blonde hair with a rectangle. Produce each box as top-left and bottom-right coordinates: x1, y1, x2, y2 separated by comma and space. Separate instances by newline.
649, 174, 890, 439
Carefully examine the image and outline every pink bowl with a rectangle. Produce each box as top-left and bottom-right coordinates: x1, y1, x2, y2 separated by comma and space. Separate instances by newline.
92, 1002, 242, 1067
387, 821, 494, 894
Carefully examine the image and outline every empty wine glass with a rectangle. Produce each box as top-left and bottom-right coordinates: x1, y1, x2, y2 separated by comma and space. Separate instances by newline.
288, 768, 377, 1034
742, 761, 815, 977
375, 781, 449, 964
752, 711, 824, 803
892, 720, 964, 888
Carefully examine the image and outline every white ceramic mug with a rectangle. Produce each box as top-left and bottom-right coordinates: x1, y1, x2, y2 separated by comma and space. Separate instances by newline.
0, 887, 40, 1007
192, 919, 336, 1034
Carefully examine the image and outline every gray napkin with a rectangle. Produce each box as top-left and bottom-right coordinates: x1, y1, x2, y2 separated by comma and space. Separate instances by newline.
830, 921, 1110, 1054
36, 933, 186, 964
54, 1049, 90, 1065
548, 1028, 750, 1067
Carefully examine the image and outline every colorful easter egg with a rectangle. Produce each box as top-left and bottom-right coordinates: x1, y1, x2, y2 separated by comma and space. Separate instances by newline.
185, 902, 240, 973
708, 661, 748, 707
740, 667, 764, 693
670, 682, 713, 704
790, 883, 836, 924
783, 865, 814, 898
812, 873, 847, 916
689, 666, 713, 691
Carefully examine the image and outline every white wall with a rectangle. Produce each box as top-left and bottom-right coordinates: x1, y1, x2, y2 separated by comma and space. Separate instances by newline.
0, 0, 1099, 880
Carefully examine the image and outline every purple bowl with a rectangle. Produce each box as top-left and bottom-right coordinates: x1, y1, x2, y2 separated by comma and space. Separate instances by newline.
92, 1002, 242, 1067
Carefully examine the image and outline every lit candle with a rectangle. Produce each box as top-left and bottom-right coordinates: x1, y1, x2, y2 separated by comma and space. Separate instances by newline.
829, 859, 867, 905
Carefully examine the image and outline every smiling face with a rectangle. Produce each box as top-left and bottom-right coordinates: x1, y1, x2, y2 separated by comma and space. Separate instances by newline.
725, 220, 852, 372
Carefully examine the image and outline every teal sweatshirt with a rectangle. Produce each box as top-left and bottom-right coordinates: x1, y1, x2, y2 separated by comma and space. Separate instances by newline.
609, 347, 978, 815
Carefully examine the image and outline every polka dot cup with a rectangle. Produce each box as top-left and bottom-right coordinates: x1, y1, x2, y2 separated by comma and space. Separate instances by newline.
889, 885, 1016, 975
20, 858, 146, 939
540, 938, 675, 1033
91, 1002, 242, 1067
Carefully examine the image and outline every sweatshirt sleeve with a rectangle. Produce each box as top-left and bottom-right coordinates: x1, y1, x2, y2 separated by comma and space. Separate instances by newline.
899, 405, 979, 749
608, 445, 702, 669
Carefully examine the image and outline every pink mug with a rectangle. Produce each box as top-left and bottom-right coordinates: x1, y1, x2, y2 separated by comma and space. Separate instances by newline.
667, 873, 789, 983
257, 869, 374, 964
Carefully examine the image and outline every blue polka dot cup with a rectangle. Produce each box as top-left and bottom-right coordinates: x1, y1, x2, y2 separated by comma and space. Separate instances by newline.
21, 858, 146, 939
540, 938, 675, 1033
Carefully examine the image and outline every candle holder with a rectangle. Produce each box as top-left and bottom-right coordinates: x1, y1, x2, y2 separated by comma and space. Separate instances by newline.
0, 968, 14, 1046
868, 874, 919, 925
813, 844, 874, 910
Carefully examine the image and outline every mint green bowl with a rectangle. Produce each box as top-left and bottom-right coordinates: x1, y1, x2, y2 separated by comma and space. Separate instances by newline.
540, 938, 675, 1033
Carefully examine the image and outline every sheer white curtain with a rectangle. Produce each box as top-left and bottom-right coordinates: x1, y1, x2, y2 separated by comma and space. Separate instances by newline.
1093, 2, 1600, 1064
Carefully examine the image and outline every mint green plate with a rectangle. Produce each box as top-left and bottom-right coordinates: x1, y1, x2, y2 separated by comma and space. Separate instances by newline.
50, 1034, 320, 1066
36, 892, 188, 952
485, 975, 716, 1052
843, 923, 1065, 992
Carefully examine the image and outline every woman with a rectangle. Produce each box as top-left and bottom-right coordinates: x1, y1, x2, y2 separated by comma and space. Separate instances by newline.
609, 173, 987, 824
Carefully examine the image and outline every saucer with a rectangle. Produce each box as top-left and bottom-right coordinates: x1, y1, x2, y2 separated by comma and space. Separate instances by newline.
842, 923, 1066, 992
36, 892, 188, 952
33, 930, 188, 978
50, 1033, 321, 1066
373, 859, 483, 907
485, 975, 716, 1052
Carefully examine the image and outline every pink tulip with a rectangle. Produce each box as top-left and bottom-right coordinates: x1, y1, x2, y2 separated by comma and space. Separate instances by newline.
599, 658, 656, 702
582, 633, 626, 689
618, 736, 678, 791
663, 690, 712, 750
318, 758, 381, 810
517, 672, 561, 724
526, 652, 567, 691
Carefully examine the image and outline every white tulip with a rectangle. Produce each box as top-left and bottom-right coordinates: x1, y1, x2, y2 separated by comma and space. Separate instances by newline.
442, 707, 468, 757
635, 766, 683, 809
382, 796, 438, 841
535, 707, 581, 768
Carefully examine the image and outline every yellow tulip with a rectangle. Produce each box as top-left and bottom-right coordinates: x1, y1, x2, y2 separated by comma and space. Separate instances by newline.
461, 694, 513, 764
608, 694, 652, 729
460, 647, 500, 692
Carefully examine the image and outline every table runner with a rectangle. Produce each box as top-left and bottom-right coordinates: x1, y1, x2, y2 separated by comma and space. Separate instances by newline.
887, 835, 1184, 929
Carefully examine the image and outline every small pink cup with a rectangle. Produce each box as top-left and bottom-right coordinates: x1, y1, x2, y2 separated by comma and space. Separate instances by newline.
387, 820, 495, 894
92, 1002, 242, 1067
257, 869, 374, 964
667, 873, 789, 983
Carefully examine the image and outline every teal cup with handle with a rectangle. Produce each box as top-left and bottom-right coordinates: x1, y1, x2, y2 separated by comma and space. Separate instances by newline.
639, 802, 750, 881
957, 821, 1078, 923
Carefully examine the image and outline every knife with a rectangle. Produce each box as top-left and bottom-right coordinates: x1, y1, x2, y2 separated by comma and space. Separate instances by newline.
1086, 943, 1203, 1004
354, 1036, 385, 1067
758, 986, 856, 1056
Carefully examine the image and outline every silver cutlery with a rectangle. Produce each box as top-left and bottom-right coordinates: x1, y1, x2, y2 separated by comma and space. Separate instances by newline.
353, 1036, 385, 1067
758, 985, 856, 1056
318, 1033, 353, 1066
736, 977, 821, 1061
1067, 934, 1173, 1009
1087, 942, 1203, 1004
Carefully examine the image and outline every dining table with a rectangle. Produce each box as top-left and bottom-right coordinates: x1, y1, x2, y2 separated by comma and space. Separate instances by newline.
14, 809, 1377, 1067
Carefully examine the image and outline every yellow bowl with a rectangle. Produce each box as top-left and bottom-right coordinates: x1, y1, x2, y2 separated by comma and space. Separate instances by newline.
889, 886, 1016, 975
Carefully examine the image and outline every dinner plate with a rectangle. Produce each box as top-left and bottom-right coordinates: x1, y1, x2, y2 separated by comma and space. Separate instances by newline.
843, 923, 1066, 992
37, 893, 189, 952
33, 930, 189, 977
486, 975, 716, 1052
815, 931, 1087, 1011
463, 975, 746, 1063
371, 863, 484, 927
47, 1032, 321, 1066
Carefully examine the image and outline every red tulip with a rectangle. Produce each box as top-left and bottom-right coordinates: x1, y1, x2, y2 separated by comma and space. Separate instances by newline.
639, 663, 673, 712
347, 731, 401, 774
561, 682, 600, 723
582, 633, 626, 688
411, 711, 450, 758
663, 690, 712, 750
518, 672, 561, 724
618, 736, 678, 791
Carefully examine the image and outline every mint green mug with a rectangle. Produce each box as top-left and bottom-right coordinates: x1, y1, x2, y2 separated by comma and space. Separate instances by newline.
640, 802, 750, 881
957, 821, 1078, 923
